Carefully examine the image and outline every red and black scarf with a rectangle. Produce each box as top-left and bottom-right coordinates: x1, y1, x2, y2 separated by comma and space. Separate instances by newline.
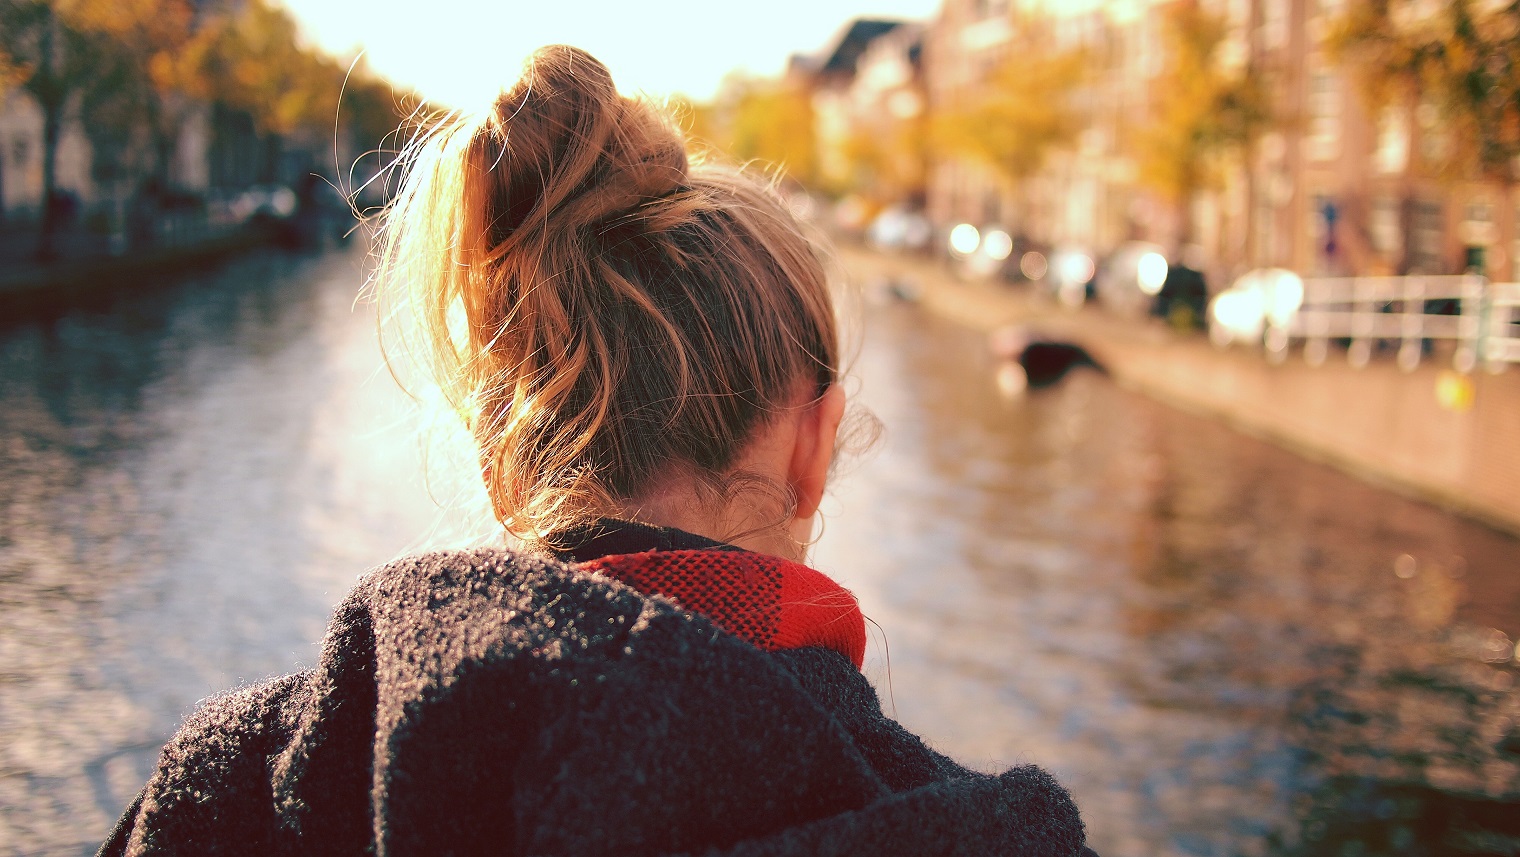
566, 523, 866, 668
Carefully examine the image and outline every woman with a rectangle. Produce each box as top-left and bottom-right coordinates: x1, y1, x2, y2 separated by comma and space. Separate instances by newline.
102, 46, 1094, 856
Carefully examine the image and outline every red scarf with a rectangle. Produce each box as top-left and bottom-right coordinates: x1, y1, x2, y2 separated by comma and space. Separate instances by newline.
578, 549, 866, 668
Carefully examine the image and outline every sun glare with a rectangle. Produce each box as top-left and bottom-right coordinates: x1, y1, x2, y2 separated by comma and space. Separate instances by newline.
276, 0, 942, 107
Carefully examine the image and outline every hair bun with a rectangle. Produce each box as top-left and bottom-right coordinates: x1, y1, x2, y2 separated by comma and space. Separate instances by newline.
481, 45, 688, 244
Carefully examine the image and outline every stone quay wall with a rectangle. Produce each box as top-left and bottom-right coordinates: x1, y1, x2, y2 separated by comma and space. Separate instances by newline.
843, 245, 1520, 537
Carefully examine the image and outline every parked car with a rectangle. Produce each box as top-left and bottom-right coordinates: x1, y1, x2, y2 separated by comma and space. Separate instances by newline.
1153, 261, 1209, 330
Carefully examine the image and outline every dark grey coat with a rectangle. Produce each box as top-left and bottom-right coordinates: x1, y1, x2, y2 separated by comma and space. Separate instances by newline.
101, 542, 1091, 856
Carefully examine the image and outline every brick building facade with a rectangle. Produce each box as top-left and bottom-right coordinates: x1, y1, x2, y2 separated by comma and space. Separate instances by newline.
919, 0, 1520, 287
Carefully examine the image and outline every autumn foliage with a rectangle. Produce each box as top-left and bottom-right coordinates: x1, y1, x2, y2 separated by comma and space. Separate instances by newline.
723, 77, 821, 187
931, 17, 1089, 186
1330, 0, 1520, 183
1134, 1, 1268, 213
0, 0, 410, 254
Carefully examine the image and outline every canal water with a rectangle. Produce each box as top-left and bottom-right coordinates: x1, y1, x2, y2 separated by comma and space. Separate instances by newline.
1, 247, 1517, 855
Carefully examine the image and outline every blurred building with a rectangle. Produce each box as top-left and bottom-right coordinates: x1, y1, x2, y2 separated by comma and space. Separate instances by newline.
809, 20, 928, 205
925, 0, 1161, 268
0, 89, 317, 224
0, 0, 354, 231
0, 93, 95, 220
800, 18, 930, 206
921, 0, 1520, 285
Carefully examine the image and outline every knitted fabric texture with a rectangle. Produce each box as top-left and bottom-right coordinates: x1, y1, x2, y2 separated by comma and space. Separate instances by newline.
100, 545, 1093, 856
580, 549, 867, 667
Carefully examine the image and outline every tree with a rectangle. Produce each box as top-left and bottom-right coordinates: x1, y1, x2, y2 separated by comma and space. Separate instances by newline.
187, 0, 346, 140
336, 63, 416, 215
74, 31, 150, 193
1330, 0, 1520, 184
1133, 0, 1269, 243
723, 75, 820, 188
341, 61, 411, 154
0, 40, 21, 91
0, 0, 411, 253
0, 0, 108, 259
63, 0, 208, 189
930, 16, 1088, 190
841, 108, 926, 206
665, 93, 723, 158
0, 34, 24, 224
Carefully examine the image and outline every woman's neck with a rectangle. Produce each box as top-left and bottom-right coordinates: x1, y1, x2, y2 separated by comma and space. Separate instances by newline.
614, 494, 808, 563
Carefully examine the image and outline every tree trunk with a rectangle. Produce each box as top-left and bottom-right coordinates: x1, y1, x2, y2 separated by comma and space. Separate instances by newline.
1175, 150, 1199, 252
35, 10, 60, 262
148, 91, 174, 190
0, 120, 7, 227
37, 99, 63, 261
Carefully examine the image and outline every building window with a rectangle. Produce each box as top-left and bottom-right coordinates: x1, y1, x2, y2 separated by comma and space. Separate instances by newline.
1263, 0, 1289, 48
1374, 105, 1409, 174
1306, 71, 1342, 160
1138, 16, 1161, 78
1411, 199, 1444, 273
1255, 195, 1278, 266
1512, 198, 1520, 280
1371, 195, 1402, 257
1461, 199, 1495, 248
1226, 0, 1250, 30
1416, 97, 1448, 164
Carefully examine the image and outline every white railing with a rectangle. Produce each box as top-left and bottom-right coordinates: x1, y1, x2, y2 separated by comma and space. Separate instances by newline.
1486, 282, 1520, 366
1262, 275, 1520, 373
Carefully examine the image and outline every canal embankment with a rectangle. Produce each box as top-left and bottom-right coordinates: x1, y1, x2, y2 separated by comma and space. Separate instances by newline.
0, 229, 264, 314
0, 216, 338, 318
843, 243, 1520, 538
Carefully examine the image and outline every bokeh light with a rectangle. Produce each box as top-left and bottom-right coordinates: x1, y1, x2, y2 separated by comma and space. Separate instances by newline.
982, 229, 1013, 261
1020, 251, 1049, 280
1137, 251, 1168, 295
948, 223, 981, 257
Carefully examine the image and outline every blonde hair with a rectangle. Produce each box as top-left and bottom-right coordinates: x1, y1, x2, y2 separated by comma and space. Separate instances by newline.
374, 45, 839, 546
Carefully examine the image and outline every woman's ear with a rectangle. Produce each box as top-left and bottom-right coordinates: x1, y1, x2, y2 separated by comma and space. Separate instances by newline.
789, 384, 846, 522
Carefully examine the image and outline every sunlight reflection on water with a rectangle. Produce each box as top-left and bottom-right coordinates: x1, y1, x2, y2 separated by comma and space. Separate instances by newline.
817, 306, 1520, 856
0, 249, 1516, 855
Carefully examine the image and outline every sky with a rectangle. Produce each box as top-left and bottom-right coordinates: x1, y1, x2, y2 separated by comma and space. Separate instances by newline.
276, 0, 943, 109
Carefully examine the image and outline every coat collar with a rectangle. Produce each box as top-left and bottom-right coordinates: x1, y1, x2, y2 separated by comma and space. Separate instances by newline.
549, 518, 740, 563
552, 519, 866, 668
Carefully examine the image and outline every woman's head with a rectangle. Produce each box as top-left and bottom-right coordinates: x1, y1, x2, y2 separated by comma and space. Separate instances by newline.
375, 45, 843, 553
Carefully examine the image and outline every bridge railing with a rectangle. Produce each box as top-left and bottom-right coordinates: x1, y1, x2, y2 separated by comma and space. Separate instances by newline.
1266, 275, 1520, 373
1487, 283, 1520, 366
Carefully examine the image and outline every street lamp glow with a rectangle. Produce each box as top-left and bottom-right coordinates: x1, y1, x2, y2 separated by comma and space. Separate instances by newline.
1137, 251, 1168, 295
1209, 289, 1264, 345
1266, 270, 1305, 327
1058, 251, 1094, 285
983, 229, 1013, 261
949, 223, 981, 257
